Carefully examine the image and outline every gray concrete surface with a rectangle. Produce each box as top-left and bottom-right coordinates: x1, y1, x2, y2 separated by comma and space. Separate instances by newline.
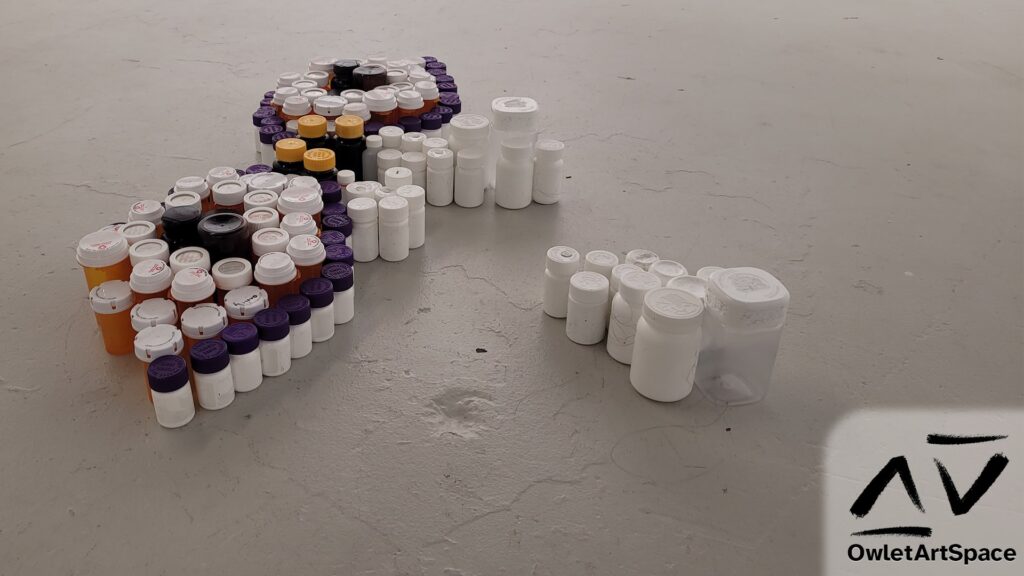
1, 1, 1021, 574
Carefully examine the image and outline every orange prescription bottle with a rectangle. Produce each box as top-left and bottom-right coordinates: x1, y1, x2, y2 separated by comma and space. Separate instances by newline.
89, 280, 135, 355
170, 267, 216, 318
129, 259, 173, 303
363, 89, 399, 126
286, 234, 327, 281
212, 180, 248, 214
128, 200, 165, 237
254, 252, 302, 307
134, 323, 184, 402
173, 176, 213, 213
77, 230, 132, 291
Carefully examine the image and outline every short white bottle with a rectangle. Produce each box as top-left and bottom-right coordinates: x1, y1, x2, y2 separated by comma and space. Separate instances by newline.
494, 140, 535, 210
402, 151, 427, 188
454, 149, 486, 208
533, 140, 565, 205
377, 148, 403, 183
566, 271, 610, 345
630, 288, 705, 402
347, 197, 379, 262
147, 355, 195, 429
378, 195, 410, 262
321, 263, 355, 324
220, 322, 263, 393
400, 132, 426, 153
397, 184, 425, 249
607, 270, 662, 364
384, 166, 413, 188
189, 338, 235, 410
426, 148, 455, 207
609, 263, 642, 299
584, 250, 619, 283
300, 278, 336, 343
625, 249, 660, 271
649, 260, 688, 286
279, 294, 313, 359
542, 246, 580, 319
379, 125, 404, 150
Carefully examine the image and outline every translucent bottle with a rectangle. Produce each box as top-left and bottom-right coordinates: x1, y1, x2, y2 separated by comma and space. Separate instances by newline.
454, 149, 486, 208
321, 262, 355, 325
347, 198, 379, 262
625, 249, 660, 271
254, 252, 301, 307
189, 338, 235, 411
77, 230, 132, 291
533, 140, 565, 205
220, 322, 263, 393
287, 234, 326, 280
566, 272, 609, 345
170, 267, 216, 318
426, 148, 455, 207
378, 195, 410, 262
89, 280, 135, 355
130, 259, 172, 303
253, 308, 291, 377
695, 268, 789, 406
279, 294, 313, 359
300, 278, 335, 342
542, 246, 580, 319
489, 97, 539, 189
607, 270, 662, 365
630, 288, 704, 402
147, 355, 195, 429
649, 260, 688, 286
397, 185, 425, 249
363, 135, 382, 183
494, 140, 535, 210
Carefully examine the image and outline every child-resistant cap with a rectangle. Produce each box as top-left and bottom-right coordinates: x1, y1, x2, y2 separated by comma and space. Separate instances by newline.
416, 82, 440, 102
300, 278, 335, 309
129, 238, 170, 266
89, 280, 133, 314
245, 164, 272, 175
120, 221, 157, 245
278, 185, 324, 215
165, 191, 202, 211
421, 137, 447, 153
180, 303, 228, 340
342, 103, 370, 121
77, 230, 129, 269
319, 230, 346, 247
254, 252, 296, 286
535, 139, 565, 162
314, 95, 347, 117
337, 170, 356, 187
207, 166, 239, 188
170, 267, 215, 302
244, 208, 281, 234
437, 82, 458, 93
212, 258, 253, 291
278, 294, 312, 325
244, 190, 279, 211
130, 259, 172, 294
398, 116, 422, 133
259, 124, 284, 144
362, 89, 397, 112
491, 97, 540, 132
189, 338, 230, 375
705, 267, 789, 331
325, 244, 354, 266
320, 181, 342, 204
130, 298, 178, 331
276, 76, 300, 90
569, 271, 609, 306
379, 125, 404, 148
297, 114, 328, 138
435, 106, 454, 123
147, 355, 189, 394
253, 308, 290, 342
450, 114, 490, 140
340, 88, 365, 103
321, 262, 354, 292
384, 166, 413, 187
346, 197, 378, 223
642, 288, 704, 333
334, 115, 364, 139
546, 246, 580, 276
625, 249, 660, 271
649, 260, 688, 285
397, 90, 424, 110
696, 266, 724, 281
275, 138, 307, 163
584, 250, 619, 277
322, 213, 352, 235
174, 176, 209, 198
303, 149, 336, 173
128, 200, 164, 224
280, 212, 317, 237
212, 180, 247, 207
377, 195, 409, 223
248, 172, 288, 193
253, 107, 276, 126
169, 247, 211, 274
426, 147, 454, 168
618, 270, 662, 304
438, 95, 461, 114
286, 234, 326, 266
134, 324, 184, 361
283, 95, 311, 117
224, 285, 269, 321
221, 322, 259, 355
396, 185, 425, 210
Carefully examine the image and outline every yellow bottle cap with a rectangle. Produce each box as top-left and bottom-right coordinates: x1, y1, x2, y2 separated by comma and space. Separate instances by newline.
297, 114, 328, 138
274, 138, 307, 163
304, 148, 336, 172
335, 115, 364, 139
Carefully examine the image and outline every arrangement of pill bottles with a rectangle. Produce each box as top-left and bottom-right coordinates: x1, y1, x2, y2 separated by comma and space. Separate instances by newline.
189, 339, 235, 411
321, 262, 354, 324
89, 280, 135, 355
170, 267, 216, 318
300, 278, 335, 342
148, 355, 195, 429
565, 272, 610, 345
77, 230, 132, 290
287, 234, 326, 279
254, 252, 301, 307
279, 295, 313, 359
130, 259, 173, 303
253, 308, 291, 376
630, 288, 705, 402
173, 175, 214, 212
606, 270, 662, 364
543, 246, 580, 319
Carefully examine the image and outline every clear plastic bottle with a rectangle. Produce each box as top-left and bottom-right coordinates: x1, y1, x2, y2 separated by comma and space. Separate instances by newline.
494, 140, 535, 210
89, 280, 135, 355
454, 149, 486, 208
542, 246, 580, 319
426, 148, 454, 206
606, 270, 662, 364
566, 272, 609, 345
347, 197, 379, 262
630, 288, 704, 402
532, 140, 565, 205
77, 230, 132, 291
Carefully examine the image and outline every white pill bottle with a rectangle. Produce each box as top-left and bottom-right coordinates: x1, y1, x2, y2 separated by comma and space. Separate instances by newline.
630, 288, 704, 403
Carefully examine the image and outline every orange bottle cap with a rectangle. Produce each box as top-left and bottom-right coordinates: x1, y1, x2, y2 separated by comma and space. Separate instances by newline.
303, 148, 336, 172
274, 138, 307, 163
297, 114, 328, 138
335, 115, 364, 139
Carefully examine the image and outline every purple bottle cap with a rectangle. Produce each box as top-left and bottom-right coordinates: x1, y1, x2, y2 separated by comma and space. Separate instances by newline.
264, 90, 277, 99
398, 116, 422, 133
427, 68, 447, 78
148, 355, 189, 394
260, 116, 285, 127
253, 107, 277, 126
322, 213, 352, 235
321, 262, 354, 292
320, 180, 342, 204
221, 322, 259, 355
320, 230, 346, 247
434, 74, 454, 84
189, 338, 230, 375
235, 168, 246, 177
253, 308, 290, 341
422, 56, 437, 63
364, 120, 384, 136
300, 278, 335, 308
272, 131, 296, 143
246, 164, 272, 174
420, 112, 442, 131
435, 106, 454, 123
322, 203, 348, 218
260, 125, 284, 144
325, 244, 354, 266
260, 98, 273, 107
437, 82, 458, 94
278, 294, 311, 325
425, 61, 446, 70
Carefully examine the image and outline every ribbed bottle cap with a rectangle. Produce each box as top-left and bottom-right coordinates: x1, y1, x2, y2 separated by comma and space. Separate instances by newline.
491, 97, 539, 132
362, 89, 397, 112
147, 355, 189, 394
340, 89, 364, 103
618, 270, 662, 304
342, 103, 370, 121
642, 288, 704, 333
319, 230, 346, 247
248, 172, 288, 193
322, 203, 346, 218
244, 207, 281, 234
649, 260, 688, 285
426, 147, 454, 168
244, 190, 279, 211
130, 259, 172, 294
297, 114, 328, 138
180, 303, 228, 340
279, 186, 324, 215
546, 246, 580, 276
224, 285, 269, 321
335, 115, 364, 139
314, 95, 347, 117
584, 250, 619, 277
130, 299, 178, 332
666, 275, 708, 301
398, 116, 422, 133
259, 124, 284, 144
251, 228, 290, 257
397, 90, 423, 109
89, 280, 132, 314
278, 294, 311, 325
77, 230, 129, 269
171, 267, 215, 302
346, 197, 378, 223
286, 234, 326, 266
280, 212, 317, 237
437, 82, 458, 94
386, 69, 408, 84
396, 185, 425, 210
377, 148, 403, 169
322, 213, 352, 235
450, 114, 490, 140
321, 262, 354, 291
401, 132, 426, 151
310, 56, 337, 71
364, 121, 384, 136
254, 252, 296, 286
134, 323, 183, 361
302, 88, 328, 105
535, 139, 565, 161
205, 167, 238, 189
421, 137, 447, 153
174, 176, 209, 198
415, 82, 440, 101
245, 164, 272, 174
276, 75, 300, 89
325, 244, 355, 266
275, 138, 307, 163
425, 60, 446, 70
696, 266, 724, 281
211, 257, 253, 291
169, 247, 211, 274
379, 126, 404, 148
345, 181, 378, 202
165, 191, 201, 211
121, 221, 157, 245
625, 249, 660, 271
374, 186, 395, 202
610, 263, 642, 293
304, 70, 329, 86
408, 70, 432, 84
337, 170, 356, 186
253, 308, 290, 341
292, 80, 317, 92
189, 338, 230, 375
283, 95, 311, 117
302, 148, 336, 173
435, 106, 454, 123
128, 199, 164, 224
212, 180, 247, 207
221, 322, 259, 355
259, 116, 285, 128
253, 107, 276, 126
569, 272, 609, 306
705, 267, 789, 330
384, 166, 413, 188
300, 277, 335, 308
129, 238, 170, 266
320, 180, 342, 204
378, 195, 409, 223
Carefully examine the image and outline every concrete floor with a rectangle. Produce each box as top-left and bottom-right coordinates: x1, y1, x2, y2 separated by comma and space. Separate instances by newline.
1, 1, 1021, 574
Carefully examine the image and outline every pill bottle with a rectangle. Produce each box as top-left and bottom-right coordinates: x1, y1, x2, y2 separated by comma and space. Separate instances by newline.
320, 181, 342, 205
625, 249, 660, 271
347, 197, 379, 262
647, 260, 687, 286
607, 270, 662, 365
384, 166, 413, 188
396, 185, 425, 249
244, 189, 278, 212
173, 176, 212, 212
408, 69, 432, 84
258, 125, 285, 165
198, 213, 250, 262
314, 95, 346, 126
320, 230, 346, 247
251, 228, 290, 260
363, 89, 399, 125
543, 246, 580, 318
454, 149, 486, 208
147, 355, 195, 428
584, 250, 619, 283
169, 246, 211, 274
249, 172, 288, 196
120, 221, 157, 246
253, 107, 278, 151
287, 234, 326, 280
398, 116, 422, 134
300, 278, 335, 342
419, 115, 444, 141
128, 200, 165, 236
630, 288, 704, 402
221, 323, 262, 392
346, 182, 378, 203
325, 244, 355, 266
323, 213, 353, 241
353, 64, 387, 91
280, 212, 318, 238
253, 308, 291, 376
302, 148, 338, 185
89, 280, 135, 355
696, 266, 724, 281
190, 338, 235, 411
415, 82, 440, 113
377, 195, 410, 262
297, 114, 330, 151
376, 149, 403, 183
99, 223, 125, 234
320, 263, 355, 325
425, 148, 455, 207
223, 285, 269, 324
397, 90, 424, 119
609, 263, 642, 299
566, 272, 610, 345
489, 97, 540, 189
667, 275, 708, 301
401, 151, 427, 188
363, 120, 384, 137
134, 323, 184, 402
533, 140, 565, 204
130, 259, 172, 303
386, 68, 408, 84
129, 238, 170, 266
378, 125, 404, 150
254, 251, 301, 306
362, 135, 383, 183
342, 102, 370, 122
170, 267, 215, 318
332, 59, 360, 91
279, 294, 313, 359
336, 168, 356, 190
244, 207, 281, 235
421, 137, 447, 155
180, 302, 228, 364
374, 185, 395, 203
281, 95, 311, 122
279, 185, 324, 229
333, 115, 366, 179
695, 268, 789, 406
290, 175, 321, 191
300, 88, 327, 106
130, 298, 178, 332
435, 106, 454, 139
165, 191, 202, 215
211, 257, 252, 302
272, 85, 298, 112
494, 139, 534, 210
439, 92, 461, 113
211, 180, 247, 215
340, 88, 365, 104
77, 230, 132, 290
273, 138, 307, 176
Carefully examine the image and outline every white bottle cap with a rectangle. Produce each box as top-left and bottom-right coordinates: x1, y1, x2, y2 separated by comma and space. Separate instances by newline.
180, 303, 228, 340
378, 195, 409, 223
705, 267, 789, 330
251, 227, 290, 257
408, 70, 432, 84
292, 81, 317, 92
77, 230, 129, 269
247, 172, 288, 193
535, 139, 565, 161
301, 88, 328, 105
625, 249, 660, 271
169, 247, 211, 274
165, 191, 202, 210
273, 86, 298, 106
409, 56, 426, 68
89, 280, 133, 314
211, 257, 253, 291
340, 89, 364, 103
546, 246, 580, 276
379, 126, 405, 148
206, 166, 239, 188
649, 260, 688, 285
280, 212, 317, 237
278, 186, 324, 215
376, 85, 400, 97
569, 271, 609, 306
500, 140, 533, 161
309, 56, 336, 72
303, 70, 329, 86
289, 176, 321, 191
212, 180, 247, 207
374, 186, 395, 202
667, 275, 708, 301
450, 114, 491, 140
401, 132, 426, 151
243, 189, 279, 211
286, 234, 326, 266
120, 221, 157, 245
365, 135, 383, 151
134, 324, 184, 361
384, 166, 413, 188
130, 259, 172, 294
386, 69, 408, 84
642, 288, 704, 333
378, 149, 404, 171
130, 298, 178, 332
426, 147, 454, 168
283, 95, 312, 117
277, 73, 301, 88
347, 197, 378, 223
174, 176, 209, 199
170, 267, 215, 303
128, 199, 164, 224
396, 185, 425, 210
98, 223, 125, 234
129, 238, 170, 266
314, 95, 347, 117
421, 137, 448, 153
390, 82, 414, 92
456, 148, 483, 169
224, 286, 270, 321
244, 207, 280, 234
491, 97, 540, 132
696, 266, 724, 281
397, 90, 424, 110
343, 102, 371, 121
367, 54, 388, 65
584, 250, 619, 277
618, 270, 662, 304
610, 263, 642, 293
337, 170, 356, 186
254, 252, 297, 286
362, 89, 397, 113
414, 81, 439, 100
346, 182, 379, 202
